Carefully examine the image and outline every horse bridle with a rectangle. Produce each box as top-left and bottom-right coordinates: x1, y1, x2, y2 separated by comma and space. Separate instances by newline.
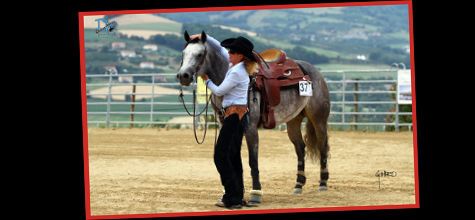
194, 46, 207, 80
179, 43, 209, 116
178, 43, 216, 144
179, 42, 208, 82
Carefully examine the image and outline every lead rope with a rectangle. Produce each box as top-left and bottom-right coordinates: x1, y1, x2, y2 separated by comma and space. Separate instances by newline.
179, 85, 209, 117
214, 107, 218, 147
178, 46, 209, 117
192, 77, 212, 144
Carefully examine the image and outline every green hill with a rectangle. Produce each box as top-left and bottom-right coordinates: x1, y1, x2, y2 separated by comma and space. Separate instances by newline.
83, 4, 411, 76
157, 4, 410, 67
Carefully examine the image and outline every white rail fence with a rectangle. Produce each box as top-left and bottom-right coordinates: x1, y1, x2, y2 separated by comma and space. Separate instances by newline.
85, 70, 413, 131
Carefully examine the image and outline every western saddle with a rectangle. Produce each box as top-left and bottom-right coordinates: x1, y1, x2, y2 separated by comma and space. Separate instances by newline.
252, 49, 311, 129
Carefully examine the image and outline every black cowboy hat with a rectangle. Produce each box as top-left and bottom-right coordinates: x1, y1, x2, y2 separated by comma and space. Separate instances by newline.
220, 36, 257, 62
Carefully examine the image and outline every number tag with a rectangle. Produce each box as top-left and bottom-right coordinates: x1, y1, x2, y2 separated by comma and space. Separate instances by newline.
299, 81, 313, 96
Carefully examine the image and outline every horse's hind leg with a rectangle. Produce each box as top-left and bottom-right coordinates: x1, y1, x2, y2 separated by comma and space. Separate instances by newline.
316, 121, 330, 191
307, 114, 330, 191
245, 125, 262, 205
286, 113, 307, 194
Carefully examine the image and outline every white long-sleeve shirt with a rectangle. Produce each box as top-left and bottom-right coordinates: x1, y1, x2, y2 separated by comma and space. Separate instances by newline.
206, 62, 249, 108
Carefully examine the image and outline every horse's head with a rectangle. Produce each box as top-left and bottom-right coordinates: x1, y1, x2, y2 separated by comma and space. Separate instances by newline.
176, 31, 208, 86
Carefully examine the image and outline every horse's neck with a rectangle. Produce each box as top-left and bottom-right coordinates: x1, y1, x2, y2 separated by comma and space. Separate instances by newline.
204, 44, 228, 85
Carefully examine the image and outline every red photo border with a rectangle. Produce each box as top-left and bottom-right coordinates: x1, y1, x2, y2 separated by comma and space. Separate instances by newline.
79, 1, 419, 219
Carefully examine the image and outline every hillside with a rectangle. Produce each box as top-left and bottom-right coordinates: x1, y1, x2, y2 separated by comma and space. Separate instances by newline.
84, 14, 182, 39
83, 4, 411, 78
158, 5, 410, 65
158, 5, 409, 47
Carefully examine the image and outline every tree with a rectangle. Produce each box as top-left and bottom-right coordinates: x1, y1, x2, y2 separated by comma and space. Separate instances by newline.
150, 34, 184, 51
287, 46, 330, 64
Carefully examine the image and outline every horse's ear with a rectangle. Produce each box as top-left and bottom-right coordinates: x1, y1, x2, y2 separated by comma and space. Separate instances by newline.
184, 30, 190, 42
201, 31, 207, 43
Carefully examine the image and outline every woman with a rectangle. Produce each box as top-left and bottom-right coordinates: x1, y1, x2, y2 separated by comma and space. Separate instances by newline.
190, 34, 257, 209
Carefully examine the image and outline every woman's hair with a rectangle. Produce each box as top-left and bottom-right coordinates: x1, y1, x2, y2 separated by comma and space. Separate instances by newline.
244, 58, 259, 75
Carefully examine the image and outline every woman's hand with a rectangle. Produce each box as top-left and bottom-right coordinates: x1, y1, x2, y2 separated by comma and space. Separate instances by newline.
200, 74, 209, 81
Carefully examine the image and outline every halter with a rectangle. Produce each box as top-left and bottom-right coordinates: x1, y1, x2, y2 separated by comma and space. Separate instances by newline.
179, 42, 209, 116
180, 41, 208, 82
178, 42, 217, 144
194, 46, 207, 79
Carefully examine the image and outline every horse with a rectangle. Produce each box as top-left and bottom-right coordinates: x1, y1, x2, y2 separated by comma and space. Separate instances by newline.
176, 31, 331, 204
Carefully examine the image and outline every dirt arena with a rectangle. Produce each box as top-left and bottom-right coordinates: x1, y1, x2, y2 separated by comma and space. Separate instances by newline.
87, 128, 416, 216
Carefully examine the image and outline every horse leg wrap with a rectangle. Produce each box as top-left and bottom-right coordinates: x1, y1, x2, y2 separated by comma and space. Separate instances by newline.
293, 174, 306, 194
249, 190, 263, 204
319, 172, 329, 191
320, 172, 329, 186
295, 173, 306, 188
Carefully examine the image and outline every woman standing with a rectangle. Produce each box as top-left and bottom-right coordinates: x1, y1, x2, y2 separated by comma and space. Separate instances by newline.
191, 34, 257, 209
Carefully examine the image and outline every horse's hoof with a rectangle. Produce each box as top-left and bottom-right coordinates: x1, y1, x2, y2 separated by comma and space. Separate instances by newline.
318, 186, 328, 191
249, 190, 263, 204
246, 201, 260, 207
293, 188, 303, 194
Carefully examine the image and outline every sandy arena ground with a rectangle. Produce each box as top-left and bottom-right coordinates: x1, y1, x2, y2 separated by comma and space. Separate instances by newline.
86, 128, 416, 216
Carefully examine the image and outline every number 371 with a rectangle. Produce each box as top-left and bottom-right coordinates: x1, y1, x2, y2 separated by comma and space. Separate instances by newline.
299, 81, 312, 96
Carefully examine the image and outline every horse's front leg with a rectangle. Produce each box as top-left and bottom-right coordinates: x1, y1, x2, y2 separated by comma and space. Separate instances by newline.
245, 124, 262, 205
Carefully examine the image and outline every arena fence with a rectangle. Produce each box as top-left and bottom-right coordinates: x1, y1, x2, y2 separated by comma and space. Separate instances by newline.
85, 69, 412, 131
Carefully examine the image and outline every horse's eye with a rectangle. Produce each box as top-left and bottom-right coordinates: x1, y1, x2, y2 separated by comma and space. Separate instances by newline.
197, 54, 202, 57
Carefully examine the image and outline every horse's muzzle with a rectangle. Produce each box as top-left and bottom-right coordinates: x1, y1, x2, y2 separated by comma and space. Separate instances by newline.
176, 72, 193, 86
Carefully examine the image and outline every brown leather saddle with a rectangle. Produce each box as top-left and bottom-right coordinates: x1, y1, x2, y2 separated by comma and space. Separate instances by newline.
253, 49, 311, 129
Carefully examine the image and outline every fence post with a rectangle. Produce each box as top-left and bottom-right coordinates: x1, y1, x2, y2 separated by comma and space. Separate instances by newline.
395, 103, 400, 132
395, 72, 400, 132
106, 73, 112, 128
130, 84, 136, 128
150, 75, 155, 124
342, 73, 346, 129
352, 79, 359, 131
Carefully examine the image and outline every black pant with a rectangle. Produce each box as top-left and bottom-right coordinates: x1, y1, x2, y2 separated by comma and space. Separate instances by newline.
214, 113, 245, 206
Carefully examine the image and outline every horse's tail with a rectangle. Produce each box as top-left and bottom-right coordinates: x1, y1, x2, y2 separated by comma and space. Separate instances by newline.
304, 121, 320, 162
297, 59, 330, 162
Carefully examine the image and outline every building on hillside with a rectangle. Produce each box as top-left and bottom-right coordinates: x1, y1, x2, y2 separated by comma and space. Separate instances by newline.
111, 42, 126, 50
356, 54, 367, 61
139, 62, 155, 69
143, 44, 158, 51
120, 50, 136, 58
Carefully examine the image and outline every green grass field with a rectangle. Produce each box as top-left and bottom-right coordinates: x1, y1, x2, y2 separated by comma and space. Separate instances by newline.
317, 64, 397, 80
318, 63, 392, 71
387, 30, 410, 40
252, 35, 349, 59
246, 10, 276, 28
323, 71, 397, 80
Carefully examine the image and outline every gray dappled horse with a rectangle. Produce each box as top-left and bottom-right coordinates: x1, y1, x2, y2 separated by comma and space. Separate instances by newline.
176, 31, 331, 204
